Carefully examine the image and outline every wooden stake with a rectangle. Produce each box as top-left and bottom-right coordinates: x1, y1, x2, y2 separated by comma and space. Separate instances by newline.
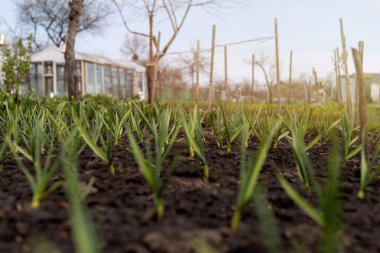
333, 49, 338, 100
313, 67, 318, 103
340, 18, 352, 113
358, 41, 364, 66
288, 50, 293, 103
152, 31, 161, 101
357, 41, 364, 109
352, 42, 368, 156
274, 18, 281, 105
195, 40, 200, 103
353, 42, 365, 126
334, 48, 343, 108
305, 80, 310, 104
252, 53, 255, 103
208, 25, 216, 110
224, 45, 228, 99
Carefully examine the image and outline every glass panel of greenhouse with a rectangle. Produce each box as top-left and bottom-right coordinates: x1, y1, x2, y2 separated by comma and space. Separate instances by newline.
56, 64, 67, 96
111, 67, 119, 97
26, 47, 147, 100
104, 66, 112, 94
126, 70, 134, 96
96, 64, 103, 94
119, 69, 126, 98
28, 63, 43, 95
86, 63, 96, 94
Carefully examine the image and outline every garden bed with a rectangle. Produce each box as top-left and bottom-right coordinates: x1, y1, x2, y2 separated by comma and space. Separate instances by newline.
1, 130, 379, 253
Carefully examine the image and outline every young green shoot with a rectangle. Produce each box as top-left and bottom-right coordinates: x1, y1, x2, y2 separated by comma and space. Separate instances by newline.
127, 119, 180, 220
133, 102, 177, 153
60, 130, 100, 253
284, 110, 321, 191
103, 108, 131, 145
7, 125, 60, 209
181, 106, 209, 181
254, 185, 283, 253
357, 132, 380, 199
206, 109, 225, 148
220, 104, 244, 154
129, 109, 145, 143
244, 106, 263, 144
277, 140, 343, 253
341, 110, 361, 162
277, 175, 323, 226
77, 111, 115, 175
0, 113, 17, 171
231, 121, 280, 231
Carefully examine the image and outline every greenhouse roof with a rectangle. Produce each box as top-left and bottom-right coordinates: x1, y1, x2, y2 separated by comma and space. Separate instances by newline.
31, 47, 145, 72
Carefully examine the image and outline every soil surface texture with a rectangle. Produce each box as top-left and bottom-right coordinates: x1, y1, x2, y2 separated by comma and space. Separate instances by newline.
0, 130, 380, 253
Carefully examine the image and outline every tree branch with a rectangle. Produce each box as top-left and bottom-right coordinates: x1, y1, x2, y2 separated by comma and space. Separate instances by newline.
159, 0, 192, 59
111, 0, 150, 38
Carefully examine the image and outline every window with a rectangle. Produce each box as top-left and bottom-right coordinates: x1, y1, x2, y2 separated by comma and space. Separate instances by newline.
119, 69, 126, 98
86, 63, 96, 94
96, 65, 103, 94
111, 67, 119, 97
104, 66, 112, 94
29, 63, 35, 76
76, 61, 82, 74
56, 64, 67, 96
28, 63, 43, 95
132, 72, 145, 97
44, 61, 53, 75
28, 63, 35, 91
126, 70, 134, 97
44, 76, 54, 96
75, 61, 82, 93
36, 63, 43, 95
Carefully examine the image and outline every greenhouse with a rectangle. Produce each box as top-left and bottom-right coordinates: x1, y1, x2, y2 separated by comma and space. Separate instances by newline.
25, 47, 147, 99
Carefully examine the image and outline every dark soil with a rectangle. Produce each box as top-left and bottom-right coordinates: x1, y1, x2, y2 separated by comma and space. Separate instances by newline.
1, 130, 380, 253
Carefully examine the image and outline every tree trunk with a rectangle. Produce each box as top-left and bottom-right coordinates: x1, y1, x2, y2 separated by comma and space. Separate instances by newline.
146, 65, 156, 103
65, 0, 83, 100
268, 86, 273, 104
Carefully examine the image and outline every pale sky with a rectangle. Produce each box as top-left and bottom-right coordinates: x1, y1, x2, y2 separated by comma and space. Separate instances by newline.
1, 0, 380, 87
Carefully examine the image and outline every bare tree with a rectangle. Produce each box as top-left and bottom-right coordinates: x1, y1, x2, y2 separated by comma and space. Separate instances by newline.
0, 17, 48, 52
178, 42, 209, 96
16, 0, 112, 99
65, 0, 83, 100
120, 34, 148, 63
112, 0, 246, 103
253, 52, 276, 103
16, 0, 111, 48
